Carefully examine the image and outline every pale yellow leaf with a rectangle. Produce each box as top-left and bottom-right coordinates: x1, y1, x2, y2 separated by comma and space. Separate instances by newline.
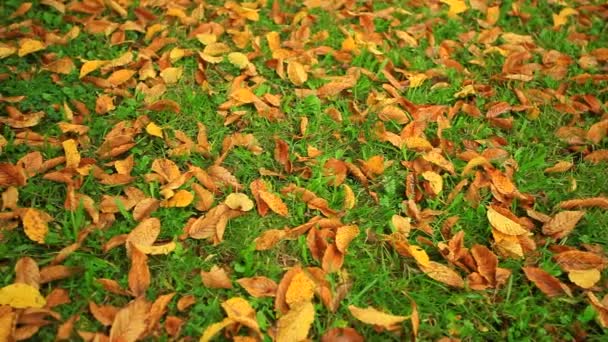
348, 305, 408, 329
228, 52, 250, 69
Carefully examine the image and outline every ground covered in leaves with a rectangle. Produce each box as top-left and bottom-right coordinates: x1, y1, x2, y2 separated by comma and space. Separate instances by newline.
1, 0, 608, 341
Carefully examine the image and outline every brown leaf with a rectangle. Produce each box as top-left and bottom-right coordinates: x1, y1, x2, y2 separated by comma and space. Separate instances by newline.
522, 266, 571, 298
287, 61, 308, 86
559, 197, 608, 210
321, 327, 364, 342
56, 314, 78, 341
250, 179, 270, 216
96, 278, 130, 296
587, 292, 608, 328
553, 250, 607, 271
165, 316, 184, 337
335, 225, 359, 253
109, 297, 150, 342
542, 211, 585, 238
322, 244, 344, 273
147, 293, 175, 332
201, 265, 232, 289
487, 206, 529, 236
132, 198, 160, 221
126, 217, 161, 255
15, 257, 40, 290
39, 265, 79, 284
237, 276, 278, 298
89, 302, 119, 326
471, 244, 497, 284
128, 245, 150, 297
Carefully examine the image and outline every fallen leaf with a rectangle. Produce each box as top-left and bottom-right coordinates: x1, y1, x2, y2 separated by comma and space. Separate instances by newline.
276, 301, 315, 342
487, 206, 528, 236
146, 122, 163, 138
18, 38, 45, 57
237, 276, 278, 298
225, 193, 254, 211
0, 283, 46, 308
419, 261, 465, 288
21, 208, 52, 244
542, 211, 585, 238
348, 305, 408, 329
568, 269, 600, 289
109, 297, 150, 342
201, 266, 232, 289
258, 190, 288, 216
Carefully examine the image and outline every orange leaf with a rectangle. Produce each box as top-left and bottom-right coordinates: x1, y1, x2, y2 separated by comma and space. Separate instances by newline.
109, 297, 150, 342
335, 225, 359, 253
553, 251, 606, 271
287, 60, 308, 86
161, 190, 194, 208
18, 38, 45, 57
201, 266, 232, 289
21, 208, 52, 244
568, 269, 600, 289
487, 206, 529, 236
258, 190, 288, 216
237, 276, 278, 298
62, 139, 80, 169
285, 271, 315, 307
128, 245, 150, 297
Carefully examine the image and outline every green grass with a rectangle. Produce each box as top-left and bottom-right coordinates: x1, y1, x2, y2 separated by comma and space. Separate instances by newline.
1, 0, 607, 341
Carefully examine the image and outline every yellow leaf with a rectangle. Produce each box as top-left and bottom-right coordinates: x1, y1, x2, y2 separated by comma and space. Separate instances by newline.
335, 225, 359, 253
553, 8, 578, 29
221, 297, 260, 335
62, 139, 80, 169
440, 0, 468, 18
228, 52, 249, 69
409, 245, 430, 267
18, 38, 45, 57
276, 302, 315, 342
132, 241, 176, 255
146, 122, 163, 138
162, 190, 194, 208
568, 269, 601, 289
0, 283, 46, 308
421, 171, 443, 195
145, 23, 167, 41
285, 271, 315, 307
454, 84, 476, 98
408, 73, 428, 88
22, 208, 51, 244
487, 207, 529, 236
342, 184, 356, 209
348, 305, 408, 329
287, 61, 308, 86
225, 193, 254, 211
196, 33, 217, 45
391, 215, 411, 236
200, 318, 234, 342
0, 43, 17, 59
160, 67, 183, 84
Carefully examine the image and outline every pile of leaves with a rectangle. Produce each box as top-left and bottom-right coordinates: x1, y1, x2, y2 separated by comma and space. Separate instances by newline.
1, 0, 607, 340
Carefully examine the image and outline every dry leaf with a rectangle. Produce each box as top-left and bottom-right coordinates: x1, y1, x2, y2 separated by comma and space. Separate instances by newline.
21, 208, 52, 244
18, 38, 45, 57
0, 283, 46, 308
258, 190, 288, 216
285, 271, 315, 307
419, 261, 465, 288
109, 297, 150, 342
237, 277, 278, 298
348, 305, 408, 329
225, 193, 254, 211
568, 269, 600, 289
146, 122, 163, 138
201, 266, 232, 289
128, 245, 150, 297
542, 211, 585, 238
276, 301, 315, 342
487, 206, 528, 236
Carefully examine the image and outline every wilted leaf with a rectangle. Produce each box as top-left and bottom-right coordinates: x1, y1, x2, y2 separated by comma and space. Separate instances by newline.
553, 250, 606, 271
487, 206, 528, 236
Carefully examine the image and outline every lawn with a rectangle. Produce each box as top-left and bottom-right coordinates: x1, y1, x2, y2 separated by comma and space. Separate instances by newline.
1, 0, 608, 341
